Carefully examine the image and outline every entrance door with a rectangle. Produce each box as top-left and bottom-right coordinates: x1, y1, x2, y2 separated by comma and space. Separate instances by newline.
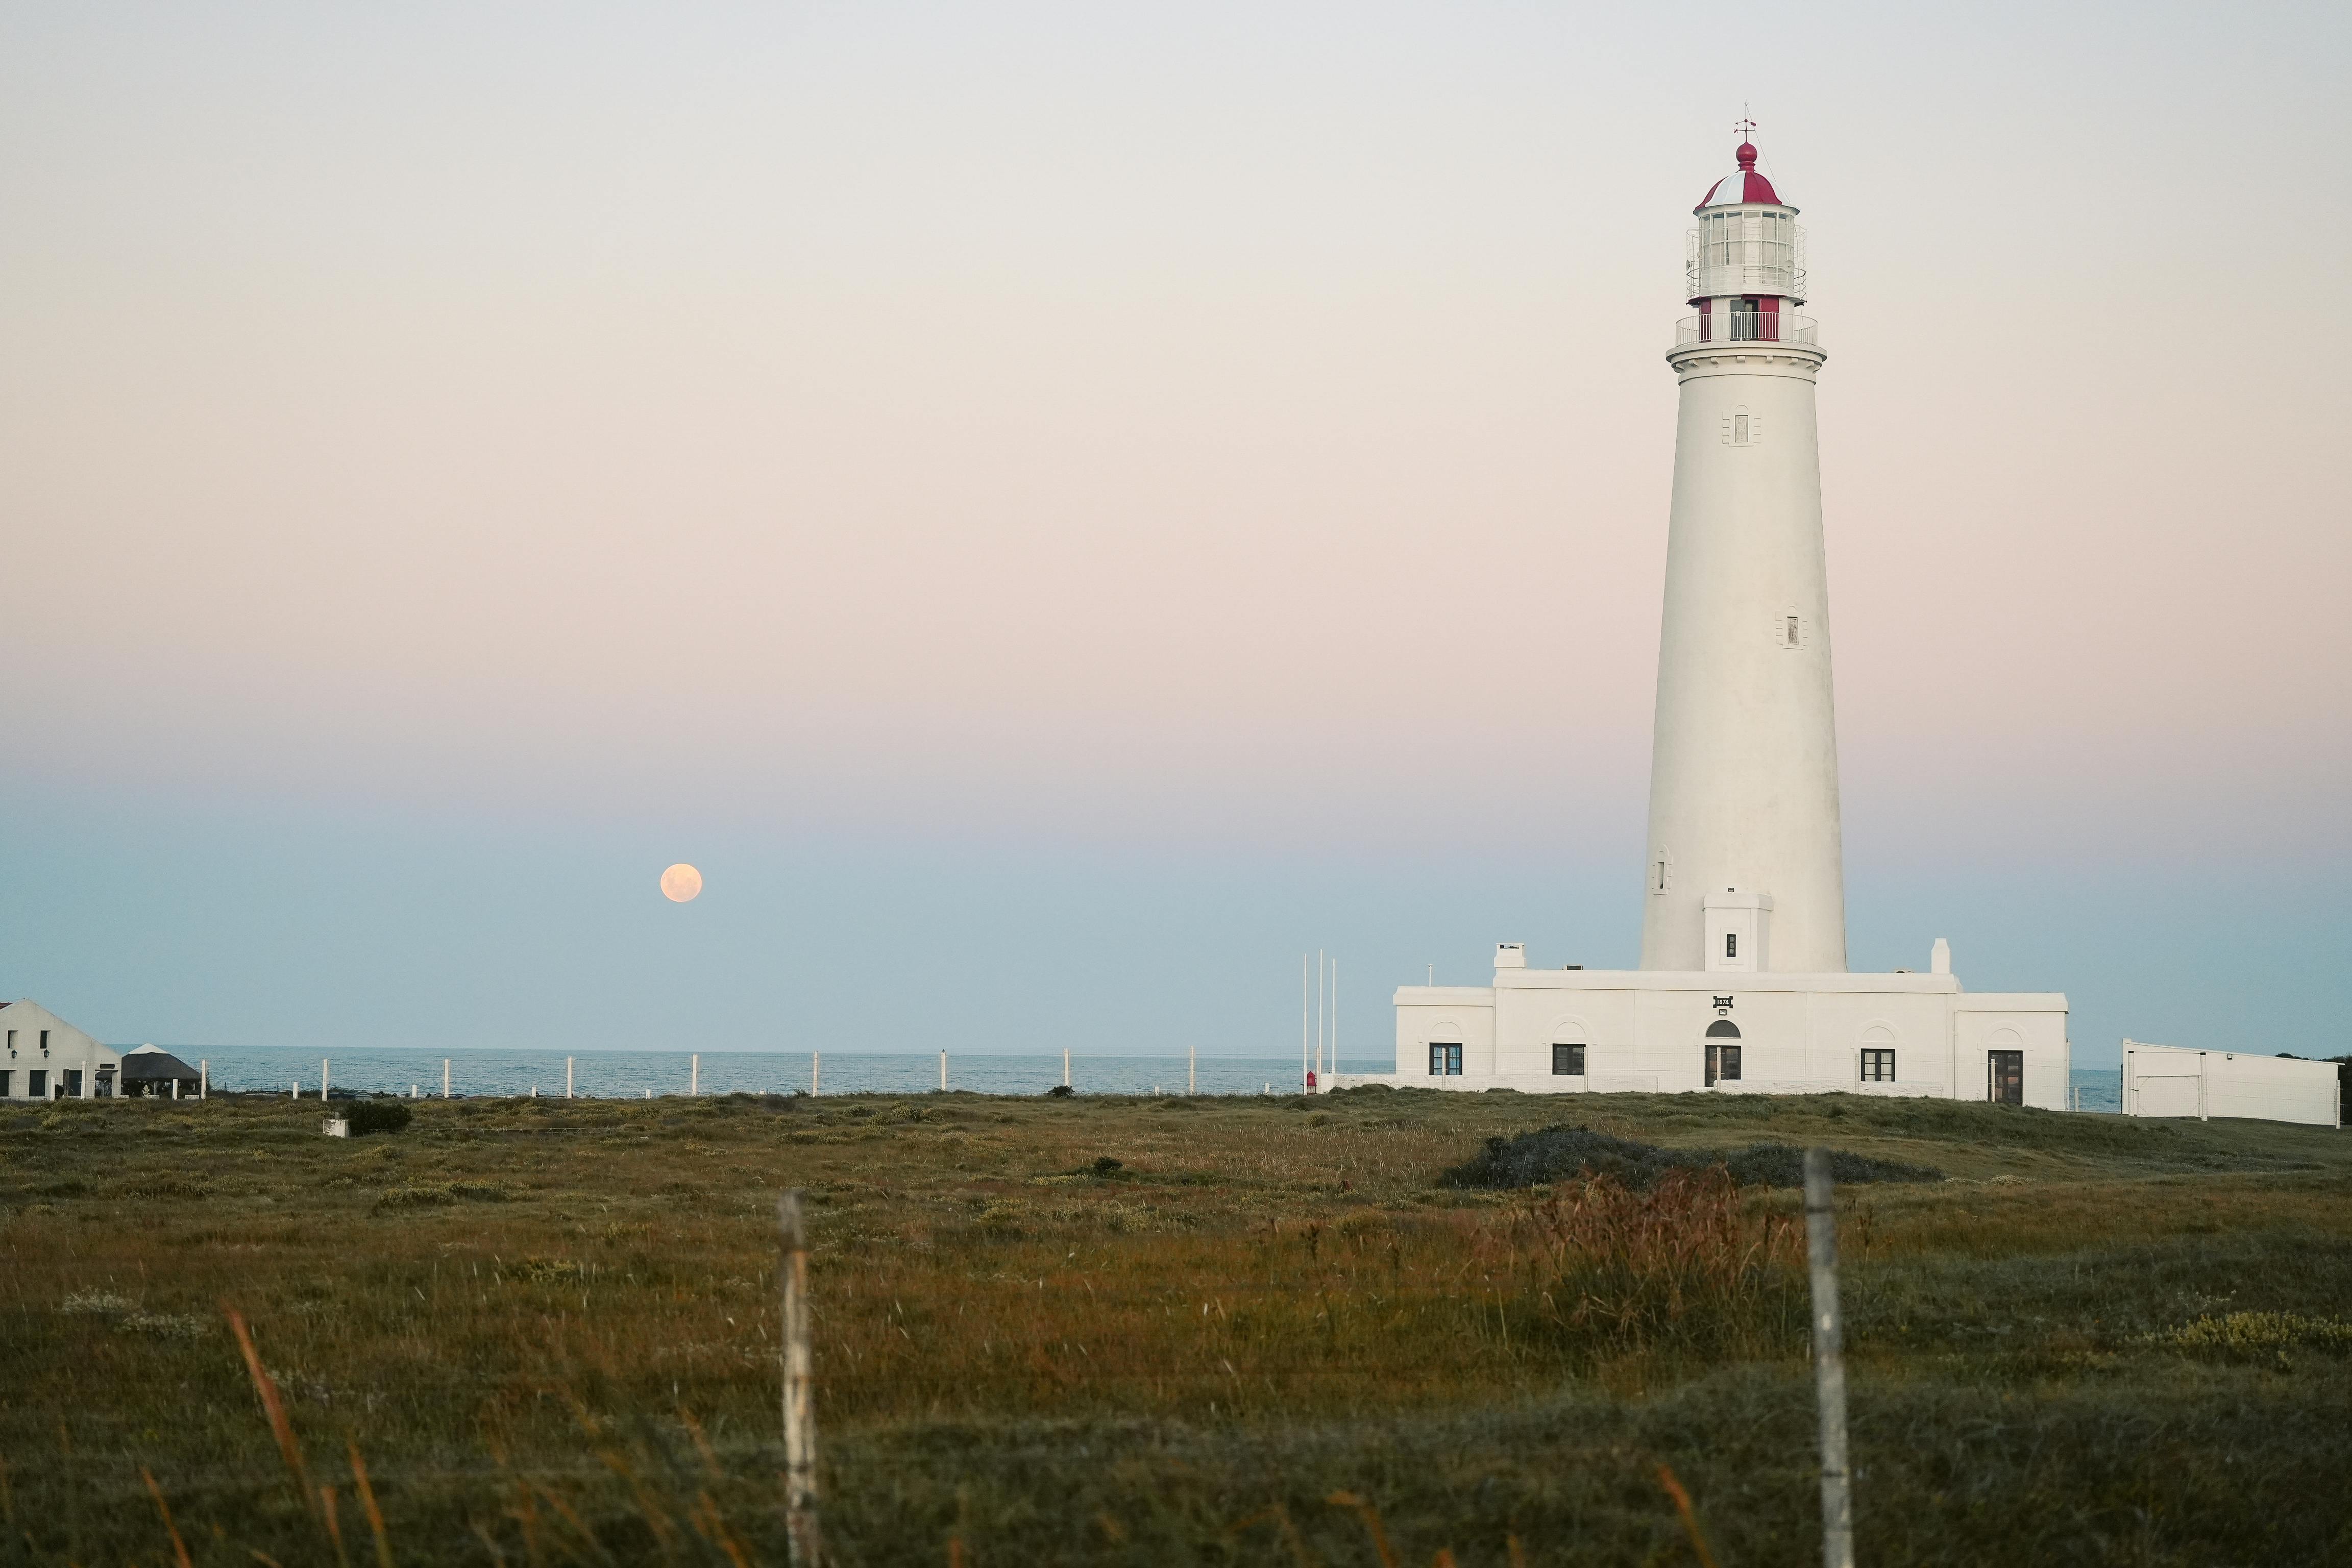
1987, 1050, 2024, 1106
1704, 1020, 1742, 1087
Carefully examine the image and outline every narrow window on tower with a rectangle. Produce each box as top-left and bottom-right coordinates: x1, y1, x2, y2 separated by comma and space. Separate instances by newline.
1653, 853, 1671, 894
1786, 615, 1800, 646
1733, 413, 1750, 443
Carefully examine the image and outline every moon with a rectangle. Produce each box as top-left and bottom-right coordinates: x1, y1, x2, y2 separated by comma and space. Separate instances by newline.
659, 863, 703, 903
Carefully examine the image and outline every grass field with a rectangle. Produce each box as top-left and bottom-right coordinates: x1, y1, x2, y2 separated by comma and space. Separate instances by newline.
3, 1086, 2348, 1566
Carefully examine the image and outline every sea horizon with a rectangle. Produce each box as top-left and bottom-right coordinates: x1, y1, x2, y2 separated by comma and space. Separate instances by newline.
131, 1043, 2128, 1111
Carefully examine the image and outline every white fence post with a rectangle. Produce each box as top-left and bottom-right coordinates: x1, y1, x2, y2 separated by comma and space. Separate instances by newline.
778, 1191, 822, 1565
443, 1059, 451, 1099
939, 1050, 947, 1092
567, 1056, 575, 1098
199, 1060, 207, 1099
812, 1051, 820, 1097
691, 1054, 699, 1096
1804, 1147, 1856, 1568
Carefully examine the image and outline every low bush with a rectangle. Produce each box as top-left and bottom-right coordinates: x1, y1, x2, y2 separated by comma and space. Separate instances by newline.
373, 1181, 505, 1211
2142, 1311, 2352, 1357
1444, 1124, 1941, 1190
344, 1100, 413, 1136
116, 1309, 208, 1340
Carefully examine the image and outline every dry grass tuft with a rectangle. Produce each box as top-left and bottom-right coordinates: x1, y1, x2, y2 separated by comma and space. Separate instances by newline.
1508, 1166, 1804, 1361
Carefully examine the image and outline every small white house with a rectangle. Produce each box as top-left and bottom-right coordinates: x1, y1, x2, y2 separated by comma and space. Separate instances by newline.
2122, 1041, 2340, 1127
0, 1001, 123, 1100
1341, 940, 2069, 1109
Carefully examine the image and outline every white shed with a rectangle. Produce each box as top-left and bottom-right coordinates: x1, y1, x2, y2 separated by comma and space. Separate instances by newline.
2121, 1040, 2341, 1128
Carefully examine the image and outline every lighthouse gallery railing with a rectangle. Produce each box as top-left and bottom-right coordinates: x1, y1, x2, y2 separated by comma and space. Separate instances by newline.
1675, 314, 1819, 349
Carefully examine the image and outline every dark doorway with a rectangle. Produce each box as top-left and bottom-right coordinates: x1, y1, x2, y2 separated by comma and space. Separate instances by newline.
1705, 1019, 1742, 1087
1988, 1050, 2024, 1106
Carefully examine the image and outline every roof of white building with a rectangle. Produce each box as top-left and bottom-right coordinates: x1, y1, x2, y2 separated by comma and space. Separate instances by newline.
1697, 142, 1785, 211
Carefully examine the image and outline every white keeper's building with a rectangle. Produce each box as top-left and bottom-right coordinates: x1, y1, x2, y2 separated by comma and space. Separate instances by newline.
1337, 134, 2071, 1109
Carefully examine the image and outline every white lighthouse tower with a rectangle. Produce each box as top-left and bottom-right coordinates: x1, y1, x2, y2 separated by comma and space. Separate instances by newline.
1639, 135, 1846, 974
1363, 129, 2073, 1111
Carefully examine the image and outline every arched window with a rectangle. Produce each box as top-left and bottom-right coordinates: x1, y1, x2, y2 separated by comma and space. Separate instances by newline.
1704, 1018, 1742, 1086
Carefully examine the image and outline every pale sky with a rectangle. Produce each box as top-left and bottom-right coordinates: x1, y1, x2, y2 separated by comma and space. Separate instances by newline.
3, 2, 2345, 1063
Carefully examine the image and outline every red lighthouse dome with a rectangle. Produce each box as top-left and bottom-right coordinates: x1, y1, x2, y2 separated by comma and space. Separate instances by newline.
1696, 141, 1784, 211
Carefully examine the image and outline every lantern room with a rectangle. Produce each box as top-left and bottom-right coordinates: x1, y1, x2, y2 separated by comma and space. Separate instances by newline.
1682, 140, 1810, 345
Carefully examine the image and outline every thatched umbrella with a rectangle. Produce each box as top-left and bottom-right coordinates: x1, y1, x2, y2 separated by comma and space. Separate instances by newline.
118, 1047, 202, 1098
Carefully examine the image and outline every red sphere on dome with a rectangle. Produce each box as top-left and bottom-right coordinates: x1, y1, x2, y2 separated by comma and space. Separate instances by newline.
1735, 141, 1759, 170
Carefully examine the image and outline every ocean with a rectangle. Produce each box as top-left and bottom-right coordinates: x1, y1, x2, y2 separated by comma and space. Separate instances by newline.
188, 1047, 1305, 1099
166, 1046, 2130, 1112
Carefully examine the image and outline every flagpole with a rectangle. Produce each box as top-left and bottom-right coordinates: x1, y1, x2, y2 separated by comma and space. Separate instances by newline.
1301, 953, 1311, 1091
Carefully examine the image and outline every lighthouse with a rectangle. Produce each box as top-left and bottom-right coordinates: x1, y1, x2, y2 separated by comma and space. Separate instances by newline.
1365, 129, 2072, 1110
1639, 135, 1846, 974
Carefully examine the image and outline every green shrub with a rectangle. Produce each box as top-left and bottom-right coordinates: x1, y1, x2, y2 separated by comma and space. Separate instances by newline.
374, 1181, 505, 1211
1444, 1124, 1942, 1190
2142, 1311, 2352, 1356
344, 1100, 413, 1136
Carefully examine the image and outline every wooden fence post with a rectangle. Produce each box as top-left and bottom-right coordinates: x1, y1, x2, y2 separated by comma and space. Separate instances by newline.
779, 1190, 822, 1565
1803, 1147, 1855, 1568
